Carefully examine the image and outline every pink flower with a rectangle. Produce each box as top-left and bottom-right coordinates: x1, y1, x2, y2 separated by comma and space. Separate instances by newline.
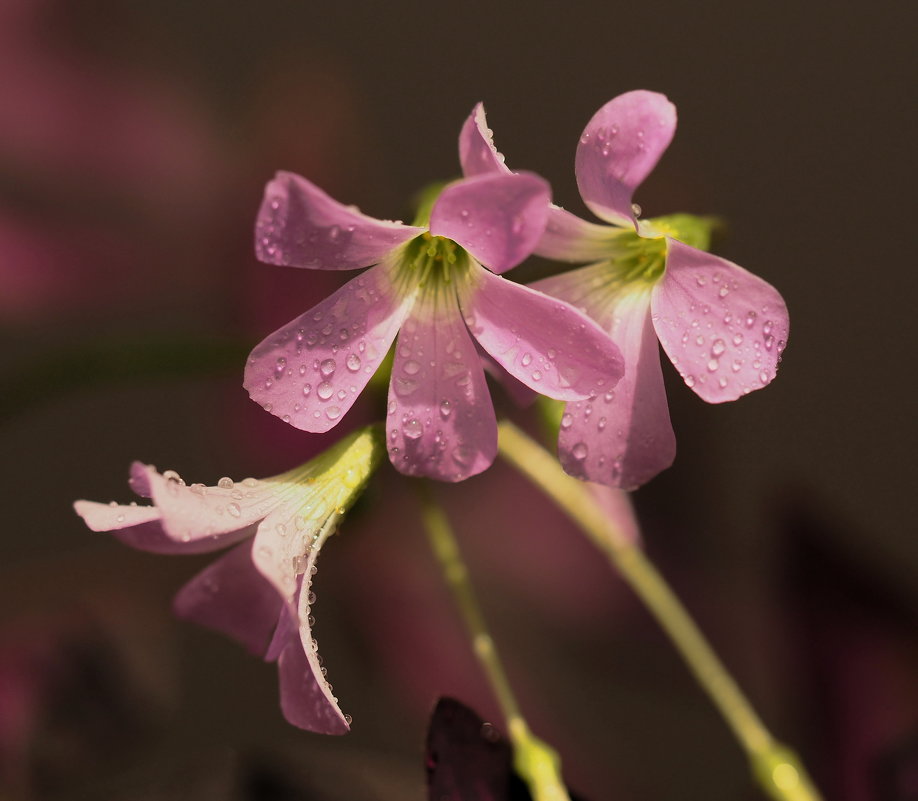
244, 118, 625, 483
73, 427, 383, 734
462, 92, 789, 489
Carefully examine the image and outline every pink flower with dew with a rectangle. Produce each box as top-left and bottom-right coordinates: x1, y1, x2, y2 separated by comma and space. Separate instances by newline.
73, 427, 383, 734
245, 116, 625, 483
462, 92, 789, 489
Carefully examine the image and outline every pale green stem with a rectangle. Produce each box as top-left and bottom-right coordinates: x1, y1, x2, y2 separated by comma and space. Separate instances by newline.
415, 482, 571, 801
496, 420, 823, 801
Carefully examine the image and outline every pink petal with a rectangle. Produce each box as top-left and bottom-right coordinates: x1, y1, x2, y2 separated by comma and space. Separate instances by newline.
651, 239, 789, 402
429, 172, 550, 274
537, 205, 623, 262
460, 262, 624, 401
586, 483, 643, 546
458, 103, 511, 178
73, 489, 256, 555
143, 466, 270, 546
255, 171, 424, 271
173, 542, 283, 657
556, 289, 675, 489
276, 580, 349, 734
575, 91, 676, 228
386, 286, 497, 482
244, 262, 415, 433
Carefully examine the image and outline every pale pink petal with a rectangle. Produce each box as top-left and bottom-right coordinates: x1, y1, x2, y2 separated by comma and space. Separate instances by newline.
386, 285, 496, 482
276, 579, 348, 733
255, 171, 424, 270
537, 205, 624, 262
143, 466, 270, 545
458, 102, 511, 178
429, 172, 550, 274
557, 292, 675, 489
277, 635, 349, 734
459, 262, 624, 401
576, 91, 676, 228
586, 483, 643, 547
73, 497, 255, 555
244, 261, 415, 433
173, 542, 283, 657
128, 461, 152, 498
651, 239, 789, 402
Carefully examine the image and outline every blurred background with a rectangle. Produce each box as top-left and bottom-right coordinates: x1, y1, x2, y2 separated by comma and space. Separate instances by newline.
1, 0, 916, 799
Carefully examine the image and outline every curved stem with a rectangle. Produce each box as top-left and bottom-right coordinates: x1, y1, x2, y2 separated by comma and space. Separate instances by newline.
414, 481, 571, 801
496, 420, 823, 801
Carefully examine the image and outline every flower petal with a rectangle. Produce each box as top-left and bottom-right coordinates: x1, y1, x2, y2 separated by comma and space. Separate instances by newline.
576, 91, 676, 228
429, 172, 550, 274
556, 290, 676, 489
460, 262, 624, 400
537, 205, 624, 262
173, 542, 283, 657
651, 239, 789, 402
276, 578, 349, 734
458, 102, 511, 178
255, 171, 424, 270
244, 261, 415, 433
386, 285, 496, 482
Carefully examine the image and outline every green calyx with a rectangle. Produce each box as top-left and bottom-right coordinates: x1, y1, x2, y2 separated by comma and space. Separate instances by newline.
401, 231, 470, 288
608, 213, 718, 287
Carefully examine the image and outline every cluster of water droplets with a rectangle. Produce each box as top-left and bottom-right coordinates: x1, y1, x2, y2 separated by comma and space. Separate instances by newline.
658, 270, 787, 397
559, 389, 627, 482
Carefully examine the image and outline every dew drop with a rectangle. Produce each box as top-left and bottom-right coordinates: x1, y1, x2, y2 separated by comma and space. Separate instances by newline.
320, 358, 336, 377
685, 375, 696, 388
217, 477, 234, 490
560, 413, 573, 430
745, 310, 757, 328
521, 352, 532, 367
403, 419, 423, 439
707, 358, 719, 372
439, 400, 452, 419
302, 383, 312, 397
316, 382, 334, 401
228, 502, 241, 518
346, 353, 361, 372
711, 338, 726, 356
732, 333, 744, 346
571, 442, 588, 460
403, 359, 420, 375
274, 357, 287, 377
325, 406, 341, 421
531, 370, 542, 381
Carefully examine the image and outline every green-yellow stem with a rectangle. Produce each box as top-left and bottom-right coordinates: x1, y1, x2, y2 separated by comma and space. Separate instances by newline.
496, 420, 823, 801
415, 482, 571, 801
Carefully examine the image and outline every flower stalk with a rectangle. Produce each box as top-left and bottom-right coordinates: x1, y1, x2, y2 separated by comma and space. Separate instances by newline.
496, 420, 823, 801
415, 482, 571, 801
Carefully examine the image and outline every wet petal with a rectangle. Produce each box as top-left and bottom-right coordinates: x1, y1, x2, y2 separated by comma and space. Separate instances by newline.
244, 261, 415, 433
429, 172, 550, 274
255, 171, 424, 270
576, 91, 676, 228
537, 205, 624, 262
173, 542, 283, 657
387, 284, 496, 482
458, 102, 511, 178
460, 262, 624, 401
651, 239, 789, 402
556, 291, 676, 489
276, 580, 349, 734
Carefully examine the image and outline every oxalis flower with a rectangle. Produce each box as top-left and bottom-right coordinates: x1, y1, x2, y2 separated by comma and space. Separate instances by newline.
73, 427, 383, 734
462, 91, 789, 489
245, 121, 625, 483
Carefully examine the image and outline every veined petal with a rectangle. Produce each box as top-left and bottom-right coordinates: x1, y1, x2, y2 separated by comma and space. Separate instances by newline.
458, 102, 511, 177
460, 262, 624, 401
555, 289, 676, 489
244, 261, 415, 433
255, 171, 424, 271
429, 172, 550, 274
651, 239, 789, 402
576, 91, 676, 228
537, 205, 625, 262
173, 542, 283, 657
387, 284, 496, 482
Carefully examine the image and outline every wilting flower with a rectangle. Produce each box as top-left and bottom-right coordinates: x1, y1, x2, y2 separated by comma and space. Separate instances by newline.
73, 427, 383, 733
461, 92, 789, 489
244, 120, 625, 483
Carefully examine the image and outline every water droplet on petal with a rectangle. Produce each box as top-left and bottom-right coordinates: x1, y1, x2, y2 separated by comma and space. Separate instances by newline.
560, 413, 573, 430
217, 477, 234, 490
320, 358, 336, 377
403, 359, 420, 375
403, 419, 423, 439
521, 352, 532, 367
439, 400, 452, 419
325, 406, 341, 421
317, 382, 334, 401
228, 502, 241, 518
571, 442, 588, 460
346, 353, 361, 372
274, 357, 287, 377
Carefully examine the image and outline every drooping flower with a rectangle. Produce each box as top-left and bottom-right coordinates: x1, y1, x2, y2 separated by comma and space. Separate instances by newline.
461, 92, 789, 489
244, 120, 625, 483
73, 426, 383, 734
